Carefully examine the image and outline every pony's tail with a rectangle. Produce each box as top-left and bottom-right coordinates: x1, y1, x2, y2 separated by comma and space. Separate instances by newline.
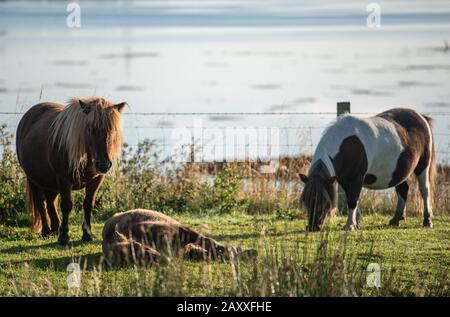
423, 115, 436, 199
26, 180, 41, 233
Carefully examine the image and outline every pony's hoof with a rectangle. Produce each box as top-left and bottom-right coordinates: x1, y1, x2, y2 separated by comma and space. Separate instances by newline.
423, 221, 433, 228
344, 224, 357, 231
82, 233, 94, 242
50, 224, 60, 234
41, 229, 51, 238
58, 236, 70, 246
388, 219, 400, 227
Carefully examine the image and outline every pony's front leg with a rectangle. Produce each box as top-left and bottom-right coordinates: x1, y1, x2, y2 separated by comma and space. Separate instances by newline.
389, 182, 408, 226
82, 175, 104, 242
345, 207, 360, 231
58, 188, 73, 246
342, 179, 363, 231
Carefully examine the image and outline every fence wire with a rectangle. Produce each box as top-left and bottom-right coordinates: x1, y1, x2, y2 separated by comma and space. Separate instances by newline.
1, 111, 449, 163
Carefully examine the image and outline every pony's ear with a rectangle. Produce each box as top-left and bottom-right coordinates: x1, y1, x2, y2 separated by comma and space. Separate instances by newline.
79, 100, 91, 114
299, 173, 308, 183
328, 176, 337, 184
113, 102, 127, 113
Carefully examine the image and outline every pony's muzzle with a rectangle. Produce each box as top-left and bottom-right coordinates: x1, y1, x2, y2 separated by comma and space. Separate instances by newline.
95, 160, 112, 173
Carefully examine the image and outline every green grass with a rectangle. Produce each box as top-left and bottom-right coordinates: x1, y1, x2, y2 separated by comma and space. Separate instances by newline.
0, 212, 449, 297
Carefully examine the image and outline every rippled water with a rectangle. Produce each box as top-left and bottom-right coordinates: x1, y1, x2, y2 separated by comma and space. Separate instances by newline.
0, 0, 449, 161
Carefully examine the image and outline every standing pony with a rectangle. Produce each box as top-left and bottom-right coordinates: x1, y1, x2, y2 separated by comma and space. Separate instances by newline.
16, 97, 126, 245
299, 108, 435, 231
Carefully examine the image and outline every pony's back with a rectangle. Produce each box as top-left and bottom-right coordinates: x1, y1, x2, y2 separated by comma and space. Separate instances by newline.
102, 209, 181, 244
312, 113, 404, 174
16, 102, 63, 165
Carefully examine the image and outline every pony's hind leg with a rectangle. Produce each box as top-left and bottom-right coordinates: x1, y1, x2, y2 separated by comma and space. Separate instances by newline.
416, 168, 433, 228
58, 188, 73, 246
29, 183, 51, 237
45, 191, 60, 234
389, 181, 409, 226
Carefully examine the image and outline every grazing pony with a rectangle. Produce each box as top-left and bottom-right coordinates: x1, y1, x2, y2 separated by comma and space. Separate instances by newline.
16, 97, 126, 245
102, 209, 257, 265
299, 108, 435, 231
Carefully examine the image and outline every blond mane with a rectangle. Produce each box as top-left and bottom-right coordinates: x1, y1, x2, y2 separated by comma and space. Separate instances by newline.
49, 97, 123, 178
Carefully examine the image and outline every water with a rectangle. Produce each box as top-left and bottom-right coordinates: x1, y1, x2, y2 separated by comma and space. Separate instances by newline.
0, 0, 449, 162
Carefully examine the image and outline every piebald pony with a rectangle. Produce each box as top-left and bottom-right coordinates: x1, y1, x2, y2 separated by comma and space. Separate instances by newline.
299, 108, 435, 231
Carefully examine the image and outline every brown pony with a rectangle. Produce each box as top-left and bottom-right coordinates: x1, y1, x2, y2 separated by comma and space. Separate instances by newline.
102, 209, 258, 265
16, 97, 126, 245
299, 108, 435, 231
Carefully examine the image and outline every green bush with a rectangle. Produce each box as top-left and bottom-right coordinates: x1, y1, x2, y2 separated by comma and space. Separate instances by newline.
3, 120, 447, 227
0, 125, 299, 225
0, 124, 27, 225
212, 163, 248, 214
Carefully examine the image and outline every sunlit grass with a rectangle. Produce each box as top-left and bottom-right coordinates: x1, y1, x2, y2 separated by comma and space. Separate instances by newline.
0, 213, 448, 297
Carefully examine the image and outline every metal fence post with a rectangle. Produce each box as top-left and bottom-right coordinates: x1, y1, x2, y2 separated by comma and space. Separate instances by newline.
337, 102, 351, 116
336, 102, 350, 215
190, 135, 195, 163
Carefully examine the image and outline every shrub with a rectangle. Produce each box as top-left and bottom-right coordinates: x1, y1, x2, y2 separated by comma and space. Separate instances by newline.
0, 122, 448, 227
0, 124, 27, 225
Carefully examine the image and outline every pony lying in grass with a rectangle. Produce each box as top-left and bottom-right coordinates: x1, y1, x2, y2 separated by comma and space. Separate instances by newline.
102, 209, 258, 265
16, 97, 126, 245
299, 108, 435, 231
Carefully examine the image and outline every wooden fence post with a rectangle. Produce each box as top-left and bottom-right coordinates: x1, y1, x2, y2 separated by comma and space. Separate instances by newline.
336, 102, 351, 215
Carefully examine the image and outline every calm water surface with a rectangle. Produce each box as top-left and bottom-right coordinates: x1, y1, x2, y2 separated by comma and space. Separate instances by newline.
0, 0, 449, 161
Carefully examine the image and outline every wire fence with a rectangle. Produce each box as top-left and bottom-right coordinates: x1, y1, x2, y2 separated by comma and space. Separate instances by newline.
1, 109, 449, 164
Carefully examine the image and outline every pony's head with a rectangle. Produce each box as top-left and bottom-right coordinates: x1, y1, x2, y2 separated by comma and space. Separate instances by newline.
79, 98, 126, 174
299, 162, 336, 231
50, 97, 126, 177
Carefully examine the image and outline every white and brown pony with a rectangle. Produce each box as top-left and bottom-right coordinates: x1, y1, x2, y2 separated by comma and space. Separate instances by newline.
299, 108, 435, 231
16, 97, 126, 245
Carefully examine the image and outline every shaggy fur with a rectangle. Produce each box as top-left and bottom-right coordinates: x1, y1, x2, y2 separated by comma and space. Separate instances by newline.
300, 161, 336, 231
50, 97, 123, 179
16, 97, 126, 245
102, 209, 258, 265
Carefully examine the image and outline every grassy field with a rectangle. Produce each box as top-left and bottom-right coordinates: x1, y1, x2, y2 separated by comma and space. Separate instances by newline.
0, 212, 449, 297
1, 129, 449, 297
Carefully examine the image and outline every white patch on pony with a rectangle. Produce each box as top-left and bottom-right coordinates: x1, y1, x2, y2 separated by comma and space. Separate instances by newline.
345, 206, 360, 230
308, 155, 336, 177
312, 114, 404, 190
